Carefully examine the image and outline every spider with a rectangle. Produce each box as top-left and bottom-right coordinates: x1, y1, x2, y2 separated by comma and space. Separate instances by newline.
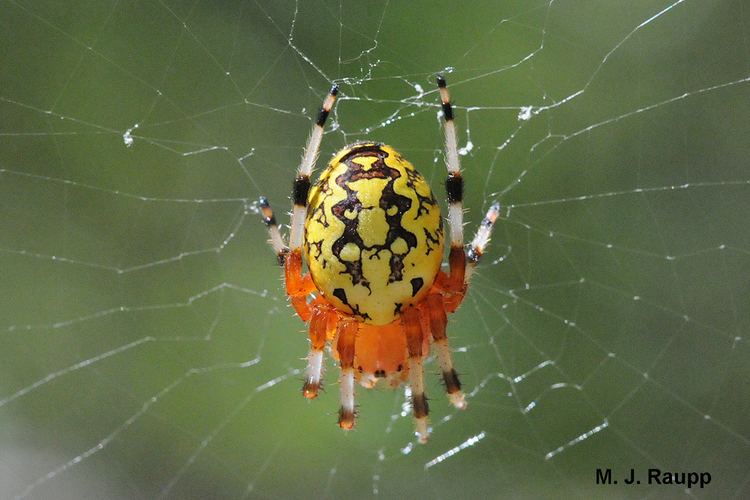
259, 76, 499, 443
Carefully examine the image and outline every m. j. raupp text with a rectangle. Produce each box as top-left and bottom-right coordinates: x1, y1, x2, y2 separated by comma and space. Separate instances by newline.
596, 468, 711, 488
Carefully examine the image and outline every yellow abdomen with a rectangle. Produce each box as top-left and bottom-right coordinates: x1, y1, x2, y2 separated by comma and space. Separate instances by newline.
304, 143, 444, 325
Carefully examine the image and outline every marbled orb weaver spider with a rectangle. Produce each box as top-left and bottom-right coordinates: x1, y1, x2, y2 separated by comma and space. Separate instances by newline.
259, 76, 499, 443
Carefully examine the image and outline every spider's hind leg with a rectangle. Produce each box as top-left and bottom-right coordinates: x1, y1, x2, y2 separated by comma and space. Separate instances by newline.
335, 317, 359, 430
422, 294, 467, 410
402, 306, 430, 444
303, 303, 336, 399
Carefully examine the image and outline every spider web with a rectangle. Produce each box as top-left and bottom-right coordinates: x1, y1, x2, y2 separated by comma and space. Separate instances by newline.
1, 0, 748, 498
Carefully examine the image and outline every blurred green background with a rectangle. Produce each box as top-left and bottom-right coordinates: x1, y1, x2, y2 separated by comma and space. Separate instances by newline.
1, 0, 748, 498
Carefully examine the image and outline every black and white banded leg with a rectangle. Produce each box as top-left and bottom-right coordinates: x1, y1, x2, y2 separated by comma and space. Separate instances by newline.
437, 76, 465, 264
258, 85, 339, 396
289, 85, 339, 254
403, 306, 430, 443
259, 196, 287, 265
434, 75, 470, 413
258, 84, 337, 262
465, 202, 501, 282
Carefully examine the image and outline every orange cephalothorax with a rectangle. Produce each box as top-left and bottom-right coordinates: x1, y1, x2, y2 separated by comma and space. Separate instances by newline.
350, 321, 427, 389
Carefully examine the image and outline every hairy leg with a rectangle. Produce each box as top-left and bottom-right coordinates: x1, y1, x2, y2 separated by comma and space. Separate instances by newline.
303, 301, 335, 399
335, 317, 359, 430
402, 306, 430, 443
422, 294, 467, 409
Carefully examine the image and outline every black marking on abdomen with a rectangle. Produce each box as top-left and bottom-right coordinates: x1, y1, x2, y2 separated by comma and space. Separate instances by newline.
338, 142, 384, 162
332, 287, 370, 320
406, 168, 438, 219
333, 288, 347, 304
330, 146, 418, 287
423, 225, 442, 256
307, 239, 325, 266
410, 277, 424, 297
307, 176, 332, 228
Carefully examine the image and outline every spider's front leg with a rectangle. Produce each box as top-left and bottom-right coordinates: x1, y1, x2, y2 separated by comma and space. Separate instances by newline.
259, 197, 315, 321
283, 248, 316, 322
437, 76, 468, 308
436, 76, 502, 311
285, 84, 339, 321
402, 306, 430, 443
465, 202, 501, 282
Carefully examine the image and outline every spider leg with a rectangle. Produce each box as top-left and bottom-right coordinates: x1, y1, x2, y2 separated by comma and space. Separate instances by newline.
403, 306, 430, 444
303, 303, 335, 399
422, 294, 467, 409
442, 202, 502, 313
284, 237, 316, 322
257, 197, 315, 321
436, 76, 467, 295
465, 202, 501, 282
335, 317, 359, 430
289, 84, 338, 254
258, 86, 337, 321
287, 86, 337, 318
258, 196, 287, 265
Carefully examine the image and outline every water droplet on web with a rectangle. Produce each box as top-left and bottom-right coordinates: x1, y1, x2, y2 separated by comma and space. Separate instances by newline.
518, 106, 533, 121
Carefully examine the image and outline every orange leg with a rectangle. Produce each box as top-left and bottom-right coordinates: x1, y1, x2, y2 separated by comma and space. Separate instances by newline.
435, 201, 502, 313
422, 294, 467, 409
336, 317, 359, 430
302, 302, 335, 399
445, 248, 468, 312
402, 306, 430, 443
284, 250, 316, 322
448, 246, 466, 289
258, 198, 316, 321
